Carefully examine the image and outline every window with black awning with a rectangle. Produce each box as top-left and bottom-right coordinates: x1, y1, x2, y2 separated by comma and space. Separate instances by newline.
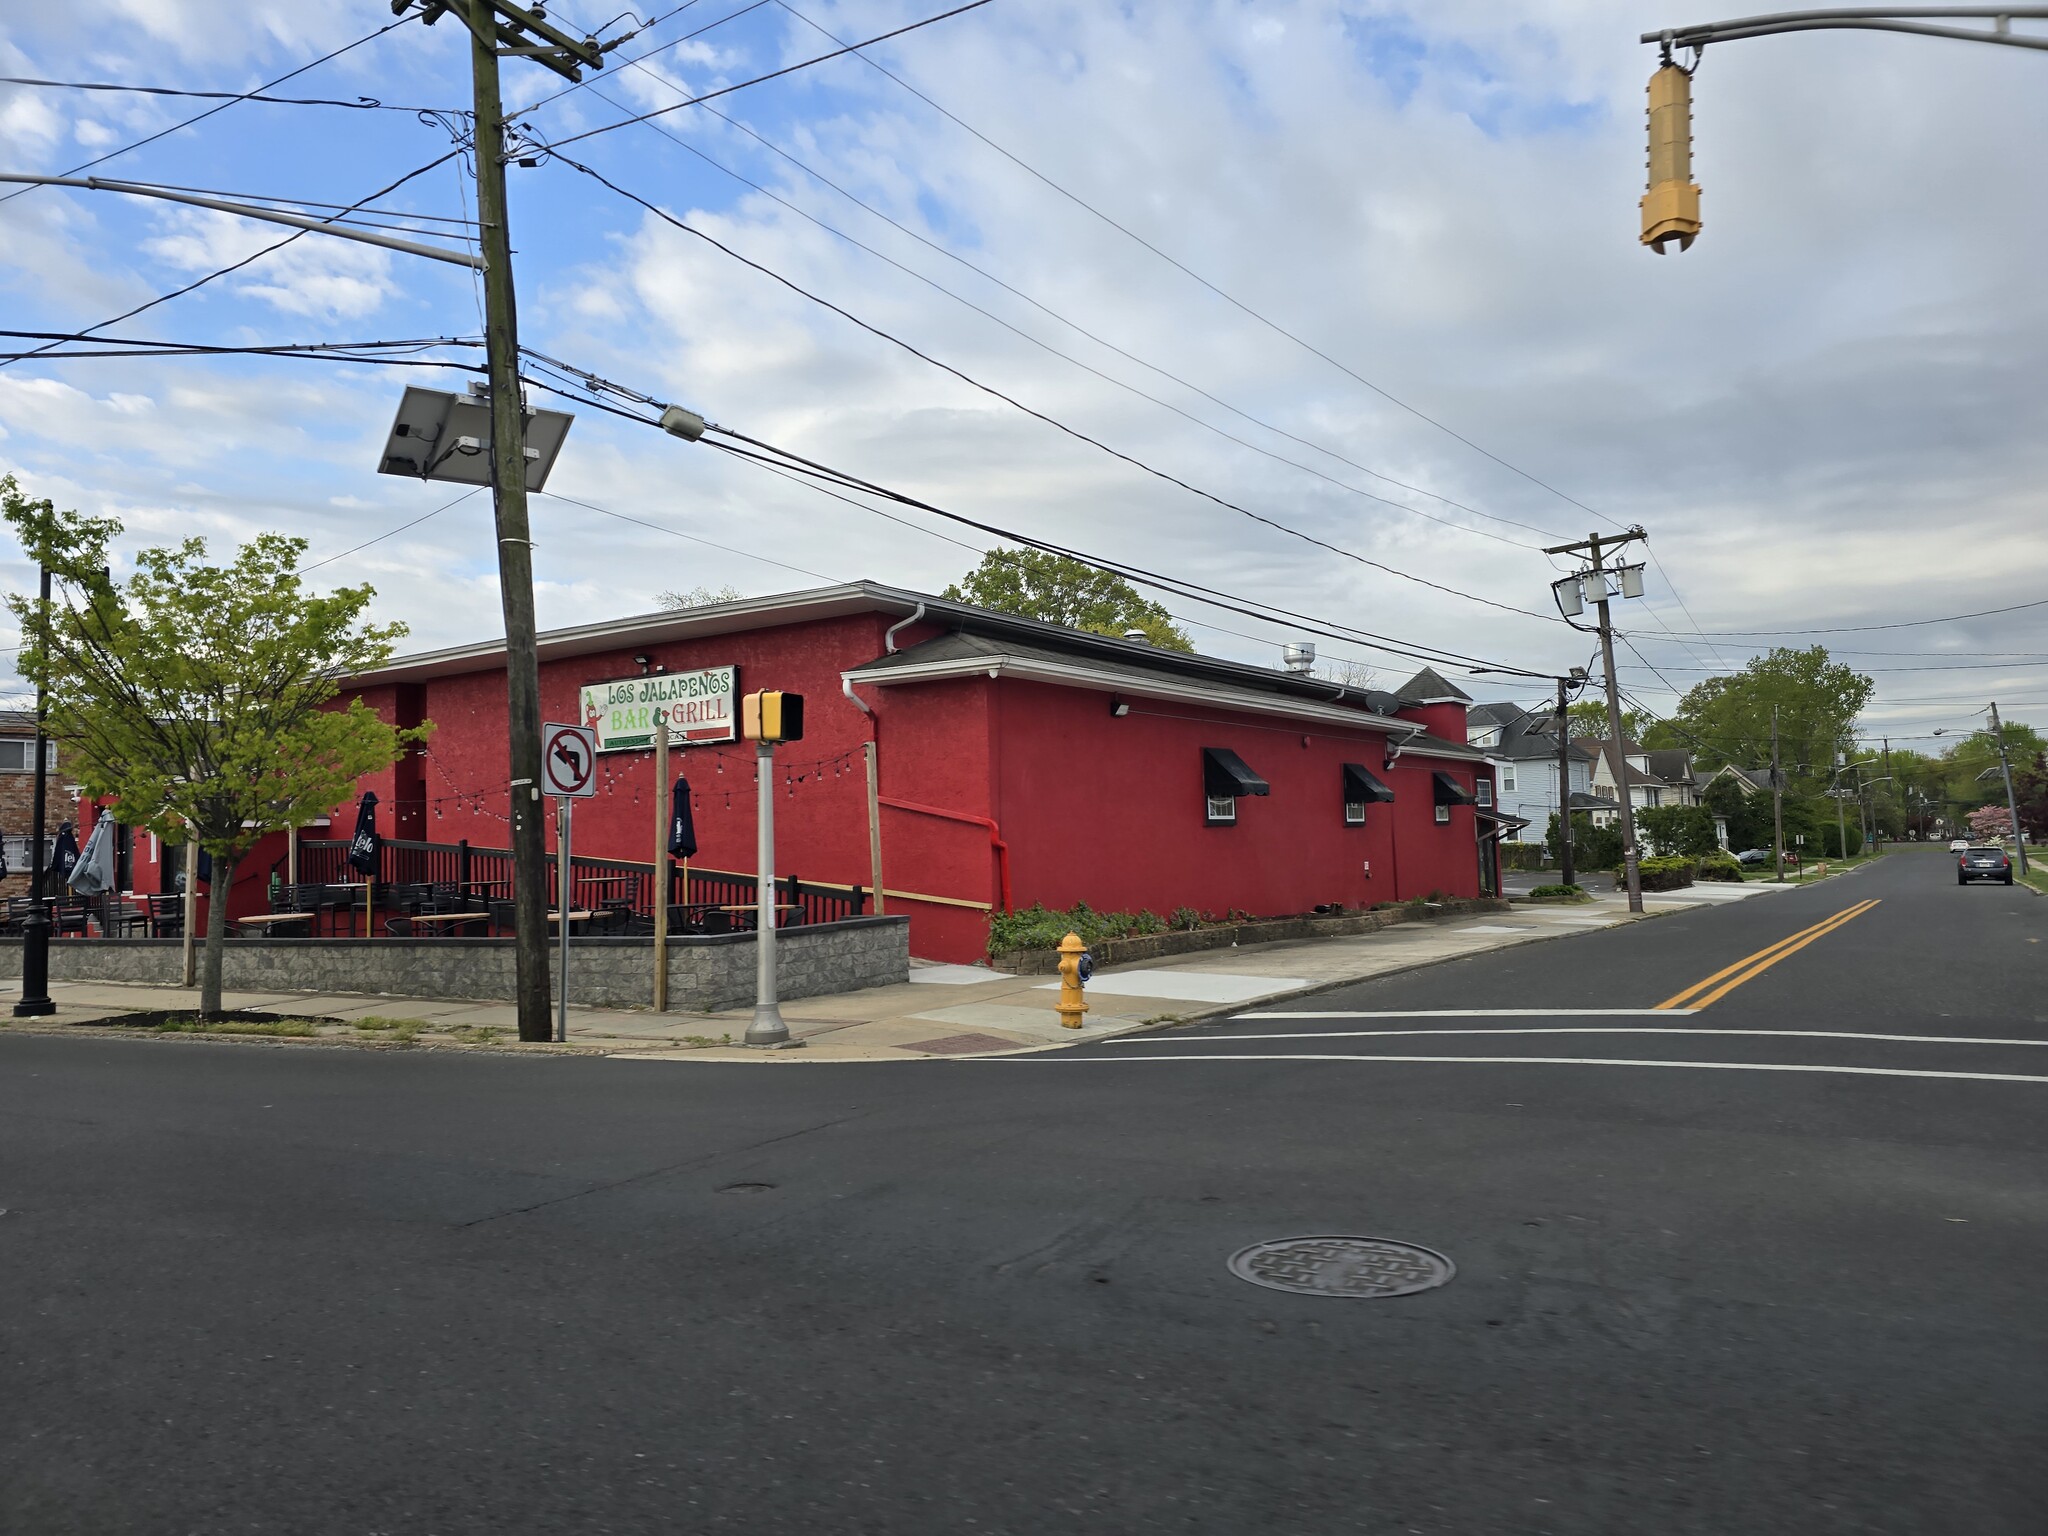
1203, 747, 1270, 798
1432, 770, 1476, 806
1342, 763, 1395, 803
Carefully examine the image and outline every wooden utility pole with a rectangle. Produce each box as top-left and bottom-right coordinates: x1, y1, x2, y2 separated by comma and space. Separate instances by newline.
423, 0, 607, 1039
1989, 701, 2030, 876
1771, 705, 1786, 881
1543, 529, 1648, 913
1555, 676, 1576, 890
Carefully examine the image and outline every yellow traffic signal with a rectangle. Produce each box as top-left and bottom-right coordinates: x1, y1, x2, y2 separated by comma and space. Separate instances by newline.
742, 689, 805, 743
1640, 62, 1701, 253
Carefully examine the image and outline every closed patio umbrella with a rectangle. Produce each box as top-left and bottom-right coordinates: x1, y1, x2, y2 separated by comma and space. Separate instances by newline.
68, 817, 115, 897
346, 791, 380, 935
669, 776, 696, 905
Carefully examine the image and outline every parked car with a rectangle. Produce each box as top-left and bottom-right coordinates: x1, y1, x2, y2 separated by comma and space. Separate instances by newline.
1734, 848, 1770, 865
1950, 838, 1971, 852
1958, 847, 2014, 886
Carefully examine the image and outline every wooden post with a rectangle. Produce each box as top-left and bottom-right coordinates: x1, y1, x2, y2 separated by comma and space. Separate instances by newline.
181, 831, 198, 988
286, 825, 299, 890
652, 716, 669, 1012
366, 878, 374, 939
864, 740, 885, 915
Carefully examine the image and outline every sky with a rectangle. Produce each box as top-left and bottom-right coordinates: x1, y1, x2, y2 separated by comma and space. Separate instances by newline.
1, 0, 2045, 755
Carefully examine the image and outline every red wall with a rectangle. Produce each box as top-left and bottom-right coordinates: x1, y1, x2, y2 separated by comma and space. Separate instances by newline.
271, 615, 1492, 964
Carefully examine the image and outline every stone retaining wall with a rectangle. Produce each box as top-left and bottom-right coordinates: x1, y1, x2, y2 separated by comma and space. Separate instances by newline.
989, 897, 1511, 975
0, 915, 909, 1012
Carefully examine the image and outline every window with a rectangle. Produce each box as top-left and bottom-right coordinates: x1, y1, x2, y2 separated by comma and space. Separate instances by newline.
0, 739, 55, 773
1344, 800, 1366, 826
1202, 747, 1267, 828
1476, 780, 1494, 807
1205, 794, 1238, 825
1435, 804, 1451, 824
1500, 764, 1516, 793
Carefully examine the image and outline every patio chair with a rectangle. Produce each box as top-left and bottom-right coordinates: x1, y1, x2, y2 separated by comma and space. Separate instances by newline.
385, 915, 416, 938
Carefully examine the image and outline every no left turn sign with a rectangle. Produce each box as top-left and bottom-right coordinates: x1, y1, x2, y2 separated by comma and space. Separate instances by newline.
541, 723, 598, 798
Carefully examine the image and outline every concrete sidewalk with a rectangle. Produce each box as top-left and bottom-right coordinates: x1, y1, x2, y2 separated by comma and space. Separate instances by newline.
4, 878, 1806, 1062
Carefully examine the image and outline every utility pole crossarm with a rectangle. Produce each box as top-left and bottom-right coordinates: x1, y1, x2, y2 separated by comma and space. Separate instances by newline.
1644, 8, 2048, 51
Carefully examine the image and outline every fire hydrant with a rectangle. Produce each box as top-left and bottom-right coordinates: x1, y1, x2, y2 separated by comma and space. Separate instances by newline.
1056, 931, 1090, 1029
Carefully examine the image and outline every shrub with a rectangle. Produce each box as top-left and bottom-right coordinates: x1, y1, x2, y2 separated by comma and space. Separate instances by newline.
987, 901, 1175, 953
1695, 854, 1743, 882
1170, 905, 1204, 931
1634, 855, 1695, 892
1527, 883, 1585, 899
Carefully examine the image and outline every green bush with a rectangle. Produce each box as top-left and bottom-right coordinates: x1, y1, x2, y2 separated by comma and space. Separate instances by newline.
987, 901, 1178, 953
1634, 855, 1695, 892
1527, 883, 1585, 899
1499, 842, 1551, 872
1638, 804, 1721, 859
1695, 854, 1743, 882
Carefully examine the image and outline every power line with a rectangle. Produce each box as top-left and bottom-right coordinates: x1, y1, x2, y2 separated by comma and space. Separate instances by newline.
0, 149, 467, 373
0, 16, 418, 204
513, 0, 759, 120
550, 153, 1565, 625
301, 488, 484, 574
1622, 593, 2048, 639
555, 81, 1540, 551
0, 75, 447, 111
770, 0, 1738, 675
540, 0, 996, 151
533, 54, 1561, 547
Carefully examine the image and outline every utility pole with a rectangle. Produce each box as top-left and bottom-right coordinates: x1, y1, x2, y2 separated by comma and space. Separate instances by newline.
418, 0, 607, 1040
1546, 529, 1649, 913
1771, 705, 1785, 881
1878, 736, 1894, 851
1556, 676, 1576, 890
1989, 701, 2031, 875
13, 565, 53, 1018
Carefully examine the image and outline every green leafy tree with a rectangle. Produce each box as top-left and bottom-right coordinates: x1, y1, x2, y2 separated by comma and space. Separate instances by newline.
3, 478, 426, 1018
1668, 647, 1873, 792
1703, 774, 1772, 851
1636, 804, 1719, 859
943, 550, 1192, 651
1565, 698, 1652, 740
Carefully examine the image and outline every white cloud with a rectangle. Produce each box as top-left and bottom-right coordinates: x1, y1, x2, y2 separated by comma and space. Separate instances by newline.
141, 207, 397, 319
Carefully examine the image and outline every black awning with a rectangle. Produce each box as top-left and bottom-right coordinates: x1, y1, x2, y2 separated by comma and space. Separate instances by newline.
1432, 770, 1476, 806
1342, 762, 1396, 803
1473, 806, 1530, 828
1203, 746, 1269, 798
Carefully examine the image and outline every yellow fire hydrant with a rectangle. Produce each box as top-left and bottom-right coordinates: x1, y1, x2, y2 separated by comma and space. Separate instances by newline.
1056, 931, 1089, 1029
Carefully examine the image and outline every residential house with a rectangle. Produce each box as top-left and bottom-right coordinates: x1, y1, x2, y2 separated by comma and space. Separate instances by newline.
1468, 701, 1609, 843
1587, 738, 1700, 822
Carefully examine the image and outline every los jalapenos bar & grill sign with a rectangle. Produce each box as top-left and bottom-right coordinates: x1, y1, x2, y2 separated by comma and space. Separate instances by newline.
580, 666, 737, 752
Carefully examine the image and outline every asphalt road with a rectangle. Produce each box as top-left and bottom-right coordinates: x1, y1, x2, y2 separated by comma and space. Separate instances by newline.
4, 848, 2044, 1534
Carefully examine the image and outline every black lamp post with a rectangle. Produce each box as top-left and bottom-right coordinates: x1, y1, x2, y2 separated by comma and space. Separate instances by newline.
15, 565, 54, 1017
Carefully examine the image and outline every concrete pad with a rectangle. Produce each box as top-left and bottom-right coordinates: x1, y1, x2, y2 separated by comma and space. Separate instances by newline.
1037, 970, 1307, 1004
908, 1002, 1143, 1038
907, 964, 1016, 985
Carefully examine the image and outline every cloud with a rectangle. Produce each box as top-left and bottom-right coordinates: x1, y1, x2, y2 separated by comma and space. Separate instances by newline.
141, 207, 398, 318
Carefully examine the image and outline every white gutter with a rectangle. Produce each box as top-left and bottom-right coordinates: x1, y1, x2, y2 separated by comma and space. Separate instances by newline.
883, 601, 926, 654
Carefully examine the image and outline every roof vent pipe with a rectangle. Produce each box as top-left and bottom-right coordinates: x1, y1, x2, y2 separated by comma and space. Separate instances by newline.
1122, 628, 1149, 643
1282, 641, 1315, 674
883, 600, 926, 655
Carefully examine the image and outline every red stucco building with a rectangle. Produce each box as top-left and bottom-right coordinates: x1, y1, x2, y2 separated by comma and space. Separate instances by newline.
120, 583, 1502, 963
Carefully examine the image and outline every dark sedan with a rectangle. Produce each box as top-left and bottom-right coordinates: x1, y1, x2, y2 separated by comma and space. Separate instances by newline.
1958, 847, 2014, 885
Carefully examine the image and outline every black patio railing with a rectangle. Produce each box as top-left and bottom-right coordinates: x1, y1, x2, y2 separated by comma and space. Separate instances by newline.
298, 839, 868, 926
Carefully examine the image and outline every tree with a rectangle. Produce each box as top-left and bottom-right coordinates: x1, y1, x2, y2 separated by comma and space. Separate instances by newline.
1703, 774, 1772, 851
3, 478, 425, 1019
1637, 804, 1719, 859
658, 584, 742, 609
1668, 647, 1873, 790
2014, 751, 2048, 838
1566, 698, 1652, 740
1969, 804, 2014, 842
943, 550, 1192, 651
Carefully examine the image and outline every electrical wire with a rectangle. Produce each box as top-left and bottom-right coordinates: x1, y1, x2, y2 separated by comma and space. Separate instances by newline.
0, 148, 468, 374
771, 0, 1737, 673
1622, 594, 2048, 638
533, 49, 1561, 548
0, 75, 447, 111
539, 0, 996, 150
301, 488, 485, 574
0, 15, 419, 204
512, 0, 756, 120
550, 153, 1565, 625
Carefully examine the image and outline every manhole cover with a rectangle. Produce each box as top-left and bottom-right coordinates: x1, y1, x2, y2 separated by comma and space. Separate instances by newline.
1227, 1236, 1455, 1298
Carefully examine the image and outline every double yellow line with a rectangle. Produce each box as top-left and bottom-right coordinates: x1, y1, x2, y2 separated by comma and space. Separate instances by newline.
1656, 899, 1881, 1011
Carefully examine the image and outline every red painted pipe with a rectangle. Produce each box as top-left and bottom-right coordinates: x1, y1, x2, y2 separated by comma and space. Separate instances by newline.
878, 795, 1012, 914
